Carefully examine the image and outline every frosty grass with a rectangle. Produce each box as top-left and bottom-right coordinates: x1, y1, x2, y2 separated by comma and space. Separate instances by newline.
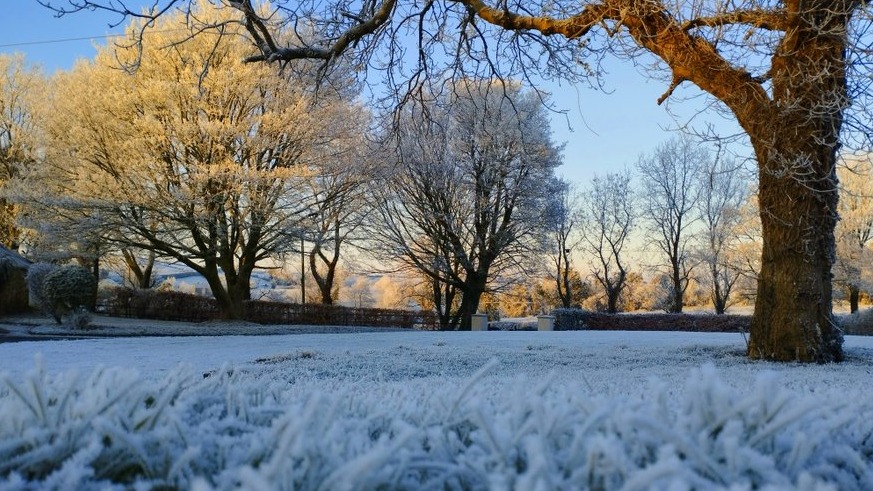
1, 330, 873, 490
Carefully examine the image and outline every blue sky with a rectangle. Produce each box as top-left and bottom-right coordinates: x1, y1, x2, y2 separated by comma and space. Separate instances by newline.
1, 1, 747, 187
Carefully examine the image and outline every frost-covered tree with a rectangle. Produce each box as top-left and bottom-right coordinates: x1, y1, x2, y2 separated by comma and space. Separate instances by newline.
12, 196, 107, 275
696, 153, 751, 314
303, 152, 370, 305
536, 270, 592, 311
637, 136, 706, 313
834, 155, 873, 313
343, 275, 376, 308
371, 275, 413, 310
0, 54, 43, 250
544, 178, 583, 309
369, 80, 562, 330
581, 171, 635, 314
16, 4, 365, 319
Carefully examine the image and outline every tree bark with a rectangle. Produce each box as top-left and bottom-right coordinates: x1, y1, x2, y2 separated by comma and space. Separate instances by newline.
209, 277, 249, 320
309, 240, 339, 305
456, 273, 488, 330
712, 264, 727, 315
749, 141, 842, 361
122, 249, 155, 289
669, 265, 685, 314
743, 0, 849, 362
849, 285, 860, 313
205, 259, 254, 320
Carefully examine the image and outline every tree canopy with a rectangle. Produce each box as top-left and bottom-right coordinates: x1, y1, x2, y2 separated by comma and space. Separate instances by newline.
0, 54, 43, 249
17, 2, 367, 318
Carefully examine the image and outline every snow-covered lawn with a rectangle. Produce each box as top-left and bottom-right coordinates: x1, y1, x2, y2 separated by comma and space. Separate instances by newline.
2, 330, 873, 490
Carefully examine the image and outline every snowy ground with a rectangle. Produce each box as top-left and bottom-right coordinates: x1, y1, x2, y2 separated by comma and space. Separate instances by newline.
2, 329, 873, 489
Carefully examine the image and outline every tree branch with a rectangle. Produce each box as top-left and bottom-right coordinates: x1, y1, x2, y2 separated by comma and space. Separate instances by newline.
452, 0, 772, 136
452, 0, 610, 39
38, 0, 180, 27
681, 10, 788, 32
233, 0, 398, 63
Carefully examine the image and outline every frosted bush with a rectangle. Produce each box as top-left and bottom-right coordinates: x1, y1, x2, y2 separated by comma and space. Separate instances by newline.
839, 309, 873, 335
552, 307, 589, 330
41, 265, 96, 324
64, 306, 93, 330
1, 360, 873, 490
24, 263, 57, 315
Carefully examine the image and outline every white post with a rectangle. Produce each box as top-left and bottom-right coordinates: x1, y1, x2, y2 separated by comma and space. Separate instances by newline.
471, 313, 488, 331
537, 315, 555, 331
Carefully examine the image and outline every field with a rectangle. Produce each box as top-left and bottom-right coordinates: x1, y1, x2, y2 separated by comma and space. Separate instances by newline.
1, 326, 873, 489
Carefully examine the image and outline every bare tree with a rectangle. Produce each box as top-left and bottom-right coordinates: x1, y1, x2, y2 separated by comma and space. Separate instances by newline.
730, 195, 764, 304
637, 136, 706, 313
304, 159, 370, 305
697, 152, 752, 314
48, 0, 873, 359
581, 171, 635, 314
834, 155, 873, 312
544, 178, 583, 308
368, 80, 562, 329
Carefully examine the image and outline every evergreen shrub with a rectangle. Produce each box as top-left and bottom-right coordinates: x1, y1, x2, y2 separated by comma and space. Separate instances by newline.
552, 308, 590, 330
25, 263, 58, 315
41, 265, 97, 325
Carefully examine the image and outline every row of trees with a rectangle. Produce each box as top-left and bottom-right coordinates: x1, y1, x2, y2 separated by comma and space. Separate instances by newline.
0, 4, 564, 329
6, 28, 873, 328
16, 0, 873, 361
6, 20, 873, 329
545, 137, 756, 316
547, 138, 873, 318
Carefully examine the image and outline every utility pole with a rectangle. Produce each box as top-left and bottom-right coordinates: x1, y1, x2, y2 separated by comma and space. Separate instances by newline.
300, 235, 306, 304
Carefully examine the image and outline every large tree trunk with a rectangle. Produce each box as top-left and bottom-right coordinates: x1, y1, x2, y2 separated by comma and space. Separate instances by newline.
744, 0, 848, 363
205, 260, 254, 320
669, 265, 684, 313
309, 243, 339, 305
712, 269, 727, 315
210, 281, 248, 320
203, 271, 239, 320
849, 285, 860, 314
749, 144, 842, 362
122, 249, 155, 289
456, 293, 477, 331
456, 274, 488, 330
